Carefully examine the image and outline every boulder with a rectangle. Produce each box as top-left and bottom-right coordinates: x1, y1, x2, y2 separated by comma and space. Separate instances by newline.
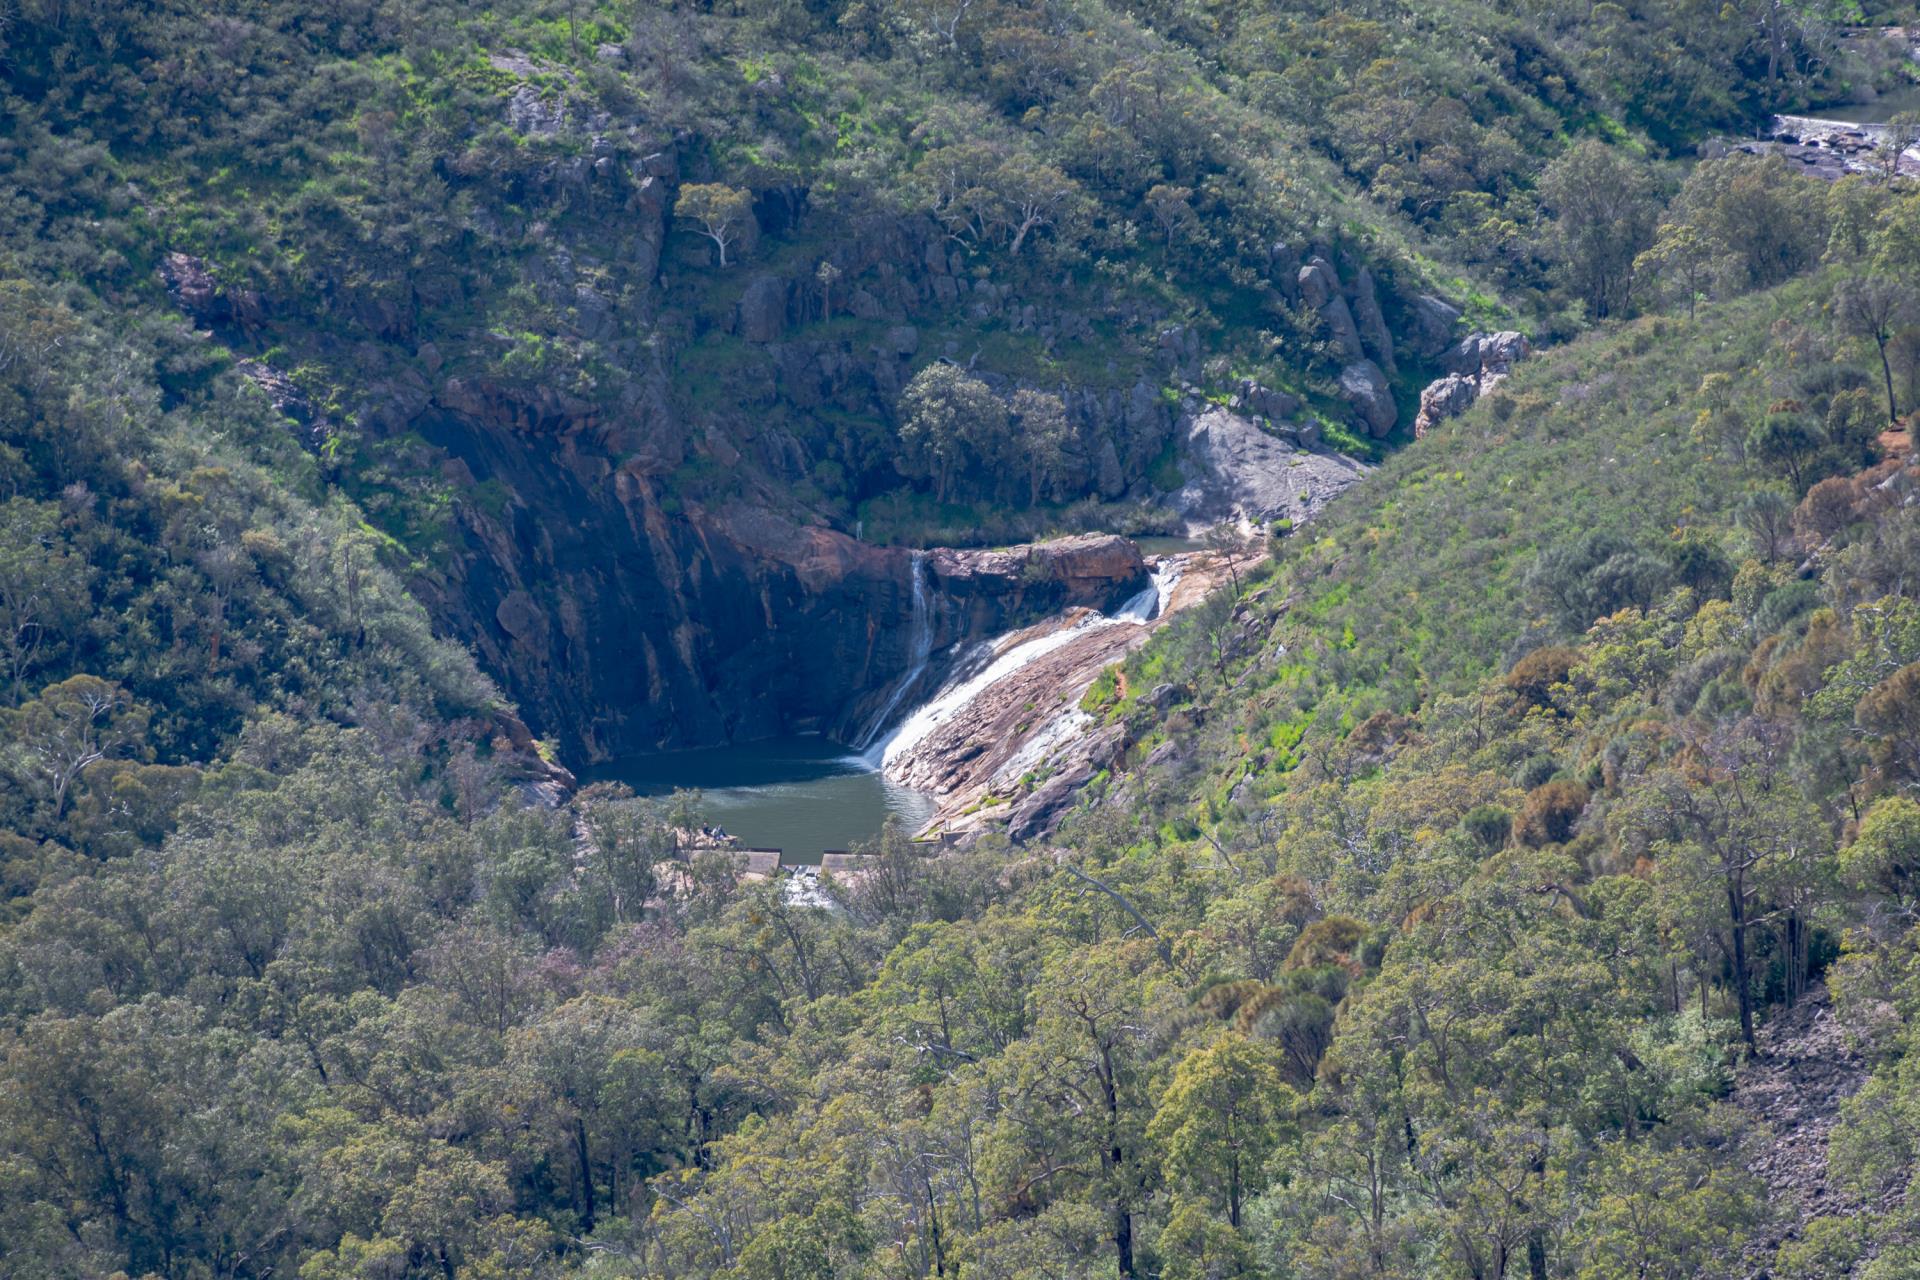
1413, 372, 1480, 438
1339, 360, 1398, 437
1297, 257, 1339, 309
1410, 294, 1463, 357
1144, 682, 1188, 710
1446, 330, 1529, 378
1297, 256, 1365, 361
1239, 382, 1302, 421
1320, 295, 1366, 362
1350, 267, 1396, 374
738, 275, 788, 343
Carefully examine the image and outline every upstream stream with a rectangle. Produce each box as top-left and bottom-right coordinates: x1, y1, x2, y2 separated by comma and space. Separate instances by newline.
583, 550, 1190, 859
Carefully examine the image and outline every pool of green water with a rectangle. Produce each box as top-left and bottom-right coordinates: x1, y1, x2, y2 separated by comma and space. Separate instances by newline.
581, 735, 933, 863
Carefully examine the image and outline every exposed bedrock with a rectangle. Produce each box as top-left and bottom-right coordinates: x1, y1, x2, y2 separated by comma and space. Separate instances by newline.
410, 408, 1147, 763
1172, 407, 1368, 529
1413, 330, 1531, 437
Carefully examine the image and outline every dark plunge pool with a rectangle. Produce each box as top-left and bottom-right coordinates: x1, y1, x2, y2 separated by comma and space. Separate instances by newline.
580, 735, 934, 863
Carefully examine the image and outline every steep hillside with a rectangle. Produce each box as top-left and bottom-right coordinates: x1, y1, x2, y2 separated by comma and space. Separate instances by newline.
12, 152, 1920, 1279
1092, 281, 1817, 824
0, 0, 1862, 754
16, 5, 1920, 1280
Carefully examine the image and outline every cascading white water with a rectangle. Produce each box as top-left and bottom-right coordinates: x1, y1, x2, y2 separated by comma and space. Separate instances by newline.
1113, 559, 1180, 623
870, 616, 1106, 768
1112, 582, 1159, 623
1151, 558, 1181, 615
852, 551, 933, 752
859, 565, 1169, 772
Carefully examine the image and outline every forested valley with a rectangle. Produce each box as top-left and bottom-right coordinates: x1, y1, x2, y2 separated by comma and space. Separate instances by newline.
7, 0, 1920, 1277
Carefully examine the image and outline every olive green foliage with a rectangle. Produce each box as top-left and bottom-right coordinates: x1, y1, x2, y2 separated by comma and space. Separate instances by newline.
1067, 176, 1920, 1276
5, 1, 1920, 1278
0, 0, 1855, 551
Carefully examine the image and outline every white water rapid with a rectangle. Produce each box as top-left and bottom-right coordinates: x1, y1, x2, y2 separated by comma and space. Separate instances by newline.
1114, 559, 1181, 624
856, 562, 1172, 773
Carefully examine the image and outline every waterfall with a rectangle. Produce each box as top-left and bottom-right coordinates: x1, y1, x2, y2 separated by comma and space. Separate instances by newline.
852, 551, 934, 752
866, 614, 1108, 769
861, 566, 1168, 771
852, 558, 1182, 776
1112, 559, 1180, 624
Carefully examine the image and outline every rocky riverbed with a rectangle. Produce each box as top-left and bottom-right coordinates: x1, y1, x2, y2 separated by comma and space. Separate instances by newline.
1728, 114, 1919, 180
873, 549, 1229, 842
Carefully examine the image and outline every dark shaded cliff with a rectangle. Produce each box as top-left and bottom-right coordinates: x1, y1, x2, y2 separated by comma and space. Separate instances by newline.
410, 392, 1148, 759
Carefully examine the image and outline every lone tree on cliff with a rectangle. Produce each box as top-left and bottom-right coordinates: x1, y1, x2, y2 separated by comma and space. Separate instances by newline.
676, 183, 753, 267
1205, 522, 1250, 594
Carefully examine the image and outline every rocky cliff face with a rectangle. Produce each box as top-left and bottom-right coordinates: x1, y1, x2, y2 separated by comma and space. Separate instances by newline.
149, 108, 1442, 773
411, 402, 1147, 761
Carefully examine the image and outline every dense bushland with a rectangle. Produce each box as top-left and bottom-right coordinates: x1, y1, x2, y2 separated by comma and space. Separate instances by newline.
10, 1, 1920, 1278
0, 0, 1876, 540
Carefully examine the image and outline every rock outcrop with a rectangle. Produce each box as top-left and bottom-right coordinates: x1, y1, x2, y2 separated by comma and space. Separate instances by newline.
1172, 406, 1367, 528
890, 551, 1228, 843
1299, 255, 1404, 436
929, 536, 1148, 638
1413, 372, 1481, 437
158, 251, 267, 337
1351, 266, 1396, 375
1448, 330, 1530, 379
1414, 330, 1530, 437
1339, 359, 1398, 437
